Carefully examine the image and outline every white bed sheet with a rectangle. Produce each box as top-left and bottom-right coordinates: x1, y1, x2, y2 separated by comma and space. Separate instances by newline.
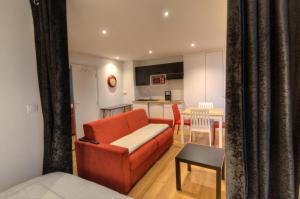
0, 172, 132, 199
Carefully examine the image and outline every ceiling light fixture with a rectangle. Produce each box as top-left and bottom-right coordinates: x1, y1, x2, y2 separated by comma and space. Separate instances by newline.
116, 56, 120, 60
101, 29, 107, 35
164, 11, 169, 17
190, 43, 195, 47
149, 50, 153, 54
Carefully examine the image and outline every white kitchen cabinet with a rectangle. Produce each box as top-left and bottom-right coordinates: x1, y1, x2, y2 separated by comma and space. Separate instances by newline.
133, 102, 149, 116
206, 51, 225, 109
149, 103, 164, 118
163, 104, 173, 120
184, 50, 225, 109
133, 102, 183, 120
184, 53, 206, 107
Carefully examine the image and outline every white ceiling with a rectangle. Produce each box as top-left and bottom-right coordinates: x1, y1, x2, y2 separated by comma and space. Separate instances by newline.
67, 0, 227, 61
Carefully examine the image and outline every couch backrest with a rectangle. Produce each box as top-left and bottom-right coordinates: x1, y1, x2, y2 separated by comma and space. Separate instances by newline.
125, 109, 149, 132
83, 109, 149, 143
83, 113, 131, 143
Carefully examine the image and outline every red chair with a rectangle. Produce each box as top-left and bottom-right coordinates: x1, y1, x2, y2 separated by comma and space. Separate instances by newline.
172, 104, 190, 134
212, 122, 225, 145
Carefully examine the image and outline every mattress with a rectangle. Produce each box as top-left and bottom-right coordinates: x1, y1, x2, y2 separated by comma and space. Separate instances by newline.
111, 123, 169, 153
0, 172, 132, 199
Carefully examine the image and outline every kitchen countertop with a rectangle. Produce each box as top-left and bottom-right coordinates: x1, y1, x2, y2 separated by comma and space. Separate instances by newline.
133, 100, 184, 104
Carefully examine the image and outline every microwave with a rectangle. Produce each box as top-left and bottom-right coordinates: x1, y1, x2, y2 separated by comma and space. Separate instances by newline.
150, 74, 166, 85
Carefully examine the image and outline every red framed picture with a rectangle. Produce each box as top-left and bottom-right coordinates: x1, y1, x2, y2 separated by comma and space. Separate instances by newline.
107, 75, 117, 88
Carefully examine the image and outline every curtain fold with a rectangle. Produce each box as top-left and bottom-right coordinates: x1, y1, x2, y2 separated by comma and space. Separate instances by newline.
226, 0, 299, 198
29, 0, 72, 174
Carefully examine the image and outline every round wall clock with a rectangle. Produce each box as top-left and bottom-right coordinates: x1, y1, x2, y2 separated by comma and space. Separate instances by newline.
107, 75, 117, 88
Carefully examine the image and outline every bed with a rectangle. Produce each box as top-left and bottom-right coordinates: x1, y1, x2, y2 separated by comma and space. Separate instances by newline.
0, 172, 132, 199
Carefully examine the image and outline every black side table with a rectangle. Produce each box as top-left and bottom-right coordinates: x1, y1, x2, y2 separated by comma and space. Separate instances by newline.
175, 144, 225, 199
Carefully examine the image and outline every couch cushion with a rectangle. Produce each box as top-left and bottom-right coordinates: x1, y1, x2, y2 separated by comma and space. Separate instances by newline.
129, 139, 158, 170
130, 139, 173, 184
111, 123, 169, 154
153, 128, 173, 147
125, 109, 149, 132
83, 114, 130, 143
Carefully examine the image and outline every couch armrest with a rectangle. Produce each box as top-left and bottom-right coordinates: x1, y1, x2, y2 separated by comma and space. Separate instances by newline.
75, 141, 131, 194
148, 118, 174, 129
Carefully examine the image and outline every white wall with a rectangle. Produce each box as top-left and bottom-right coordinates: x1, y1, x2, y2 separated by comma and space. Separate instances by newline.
184, 50, 225, 108
70, 52, 135, 118
97, 60, 124, 108
123, 61, 135, 104
0, 1, 43, 191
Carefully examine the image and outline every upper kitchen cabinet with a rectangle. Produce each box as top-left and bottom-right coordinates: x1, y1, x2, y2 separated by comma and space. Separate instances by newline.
135, 62, 184, 86
135, 67, 150, 86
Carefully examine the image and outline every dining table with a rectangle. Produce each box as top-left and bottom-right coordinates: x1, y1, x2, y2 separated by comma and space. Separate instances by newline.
180, 108, 225, 148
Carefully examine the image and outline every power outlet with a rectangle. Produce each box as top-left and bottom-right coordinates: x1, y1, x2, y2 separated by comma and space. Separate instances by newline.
26, 104, 38, 114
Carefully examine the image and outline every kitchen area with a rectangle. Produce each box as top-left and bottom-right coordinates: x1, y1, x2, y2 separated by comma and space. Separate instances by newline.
132, 50, 225, 121
70, 50, 225, 138
133, 59, 185, 119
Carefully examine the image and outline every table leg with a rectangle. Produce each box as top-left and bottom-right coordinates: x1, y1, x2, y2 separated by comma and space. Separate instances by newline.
176, 160, 181, 190
216, 169, 221, 199
218, 117, 223, 148
187, 163, 191, 171
181, 115, 184, 144
222, 160, 225, 180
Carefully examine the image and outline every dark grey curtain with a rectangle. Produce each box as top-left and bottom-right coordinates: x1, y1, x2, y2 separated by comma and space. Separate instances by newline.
30, 0, 72, 174
226, 0, 299, 198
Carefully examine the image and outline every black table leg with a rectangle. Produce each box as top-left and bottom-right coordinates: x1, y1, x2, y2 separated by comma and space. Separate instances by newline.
222, 161, 225, 180
216, 169, 221, 199
175, 159, 181, 190
187, 163, 191, 171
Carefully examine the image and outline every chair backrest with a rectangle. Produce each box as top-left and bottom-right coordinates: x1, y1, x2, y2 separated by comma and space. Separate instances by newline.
198, 102, 214, 109
172, 104, 181, 121
190, 109, 211, 131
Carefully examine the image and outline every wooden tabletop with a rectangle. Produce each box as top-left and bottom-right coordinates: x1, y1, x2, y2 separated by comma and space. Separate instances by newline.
181, 108, 224, 116
133, 100, 184, 104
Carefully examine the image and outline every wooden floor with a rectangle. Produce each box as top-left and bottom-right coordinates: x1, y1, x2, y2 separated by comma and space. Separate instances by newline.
73, 128, 226, 199
128, 129, 226, 199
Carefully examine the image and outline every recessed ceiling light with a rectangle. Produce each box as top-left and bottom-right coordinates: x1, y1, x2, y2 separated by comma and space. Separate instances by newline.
164, 11, 169, 17
101, 29, 107, 35
149, 50, 153, 54
190, 43, 195, 47
116, 56, 120, 60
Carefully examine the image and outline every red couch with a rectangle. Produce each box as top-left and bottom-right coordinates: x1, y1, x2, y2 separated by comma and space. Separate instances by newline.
75, 109, 174, 194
